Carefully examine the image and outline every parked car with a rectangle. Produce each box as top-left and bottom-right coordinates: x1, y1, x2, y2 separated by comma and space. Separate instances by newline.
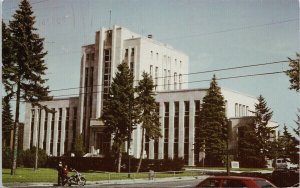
196, 176, 276, 188
275, 158, 298, 169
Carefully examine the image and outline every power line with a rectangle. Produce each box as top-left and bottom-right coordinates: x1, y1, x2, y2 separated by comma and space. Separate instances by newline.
47, 70, 287, 98
162, 18, 299, 41
12, 69, 287, 102
49, 60, 289, 93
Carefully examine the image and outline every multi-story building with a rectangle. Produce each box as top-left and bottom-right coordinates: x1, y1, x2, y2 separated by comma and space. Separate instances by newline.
23, 26, 259, 166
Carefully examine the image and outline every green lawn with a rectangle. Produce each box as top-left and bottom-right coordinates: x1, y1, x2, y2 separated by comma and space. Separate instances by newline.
2, 168, 201, 183
3, 167, 271, 183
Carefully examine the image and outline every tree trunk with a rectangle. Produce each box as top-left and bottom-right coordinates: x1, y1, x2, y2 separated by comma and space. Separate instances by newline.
117, 150, 122, 173
11, 82, 20, 175
136, 128, 145, 173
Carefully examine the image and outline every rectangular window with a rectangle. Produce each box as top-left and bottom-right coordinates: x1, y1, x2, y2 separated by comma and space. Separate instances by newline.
65, 108, 70, 152
174, 72, 177, 90
168, 70, 171, 90
235, 103, 238, 117
30, 109, 35, 148
179, 74, 182, 89
174, 101, 179, 158
91, 53, 95, 61
164, 102, 169, 159
155, 66, 158, 90
164, 69, 167, 89
58, 108, 62, 143
150, 65, 153, 77
43, 111, 48, 149
194, 100, 200, 165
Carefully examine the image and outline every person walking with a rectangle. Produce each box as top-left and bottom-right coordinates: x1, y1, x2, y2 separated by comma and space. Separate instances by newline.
57, 161, 63, 186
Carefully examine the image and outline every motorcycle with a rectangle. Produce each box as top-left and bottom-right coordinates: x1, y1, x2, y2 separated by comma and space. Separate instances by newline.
64, 169, 86, 186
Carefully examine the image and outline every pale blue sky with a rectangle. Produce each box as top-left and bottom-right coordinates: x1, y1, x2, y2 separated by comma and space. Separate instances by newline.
3, 0, 299, 133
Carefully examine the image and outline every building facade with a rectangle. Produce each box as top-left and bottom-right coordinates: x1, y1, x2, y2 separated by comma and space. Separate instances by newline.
23, 26, 259, 166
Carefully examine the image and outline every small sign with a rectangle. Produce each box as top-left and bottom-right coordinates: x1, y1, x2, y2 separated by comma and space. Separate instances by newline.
231, 161, 239, 169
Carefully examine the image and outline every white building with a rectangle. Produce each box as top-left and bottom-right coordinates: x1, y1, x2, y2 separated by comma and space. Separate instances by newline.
23, 26, 260, 166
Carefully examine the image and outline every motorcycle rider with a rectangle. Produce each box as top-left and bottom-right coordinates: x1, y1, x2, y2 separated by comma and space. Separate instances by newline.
62, 164, 69, 185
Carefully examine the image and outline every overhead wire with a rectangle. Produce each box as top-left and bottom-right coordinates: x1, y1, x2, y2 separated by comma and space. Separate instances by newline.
48, 60, 289, 93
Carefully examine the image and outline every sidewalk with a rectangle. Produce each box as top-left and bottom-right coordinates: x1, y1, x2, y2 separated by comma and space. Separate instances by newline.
3, 175, 208, 187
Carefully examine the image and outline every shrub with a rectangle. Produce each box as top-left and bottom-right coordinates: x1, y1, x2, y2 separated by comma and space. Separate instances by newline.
22, 147, 47, 168
2, 146, 12, 168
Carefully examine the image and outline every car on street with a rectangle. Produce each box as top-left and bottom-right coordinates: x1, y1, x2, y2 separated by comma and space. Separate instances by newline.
196, 176, 277, 188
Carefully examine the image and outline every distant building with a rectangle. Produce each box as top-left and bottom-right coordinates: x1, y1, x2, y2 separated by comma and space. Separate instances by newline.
23, 26, 264, 166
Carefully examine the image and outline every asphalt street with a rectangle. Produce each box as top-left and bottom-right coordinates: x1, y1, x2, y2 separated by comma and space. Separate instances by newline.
85, 179, 200, 188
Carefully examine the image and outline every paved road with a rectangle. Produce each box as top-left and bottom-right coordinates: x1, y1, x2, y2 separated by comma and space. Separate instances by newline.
85, 179, 200, 188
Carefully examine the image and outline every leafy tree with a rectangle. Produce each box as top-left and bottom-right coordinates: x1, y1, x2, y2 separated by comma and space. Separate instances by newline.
74, 134, 85, 157
2, 97, 14, 148
4, 0, 52, 175
135, 72, 161, 172
199, 75, 227, 166
250, 95, 275, 167
285, 53, 300, 92
101, 62, 136, 173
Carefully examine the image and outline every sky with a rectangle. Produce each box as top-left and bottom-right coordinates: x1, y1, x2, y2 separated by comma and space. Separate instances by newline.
2, 0, 299, 133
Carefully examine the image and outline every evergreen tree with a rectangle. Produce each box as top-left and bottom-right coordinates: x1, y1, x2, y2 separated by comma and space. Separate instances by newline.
238, 119, 265, 168
199, 75, 227, 166
101, 62, 136, 173
2, 97, 14, 148
5, 0, 52, 175
2, 21, 14, 97
285, 53, 300, 92
280, 125, 299, 164
251, 95, 275, 167
74, 134, 85, 157
135, 72, 161, 172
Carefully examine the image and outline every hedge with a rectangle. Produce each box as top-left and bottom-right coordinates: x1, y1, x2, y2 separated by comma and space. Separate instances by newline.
47, 156, 184, 172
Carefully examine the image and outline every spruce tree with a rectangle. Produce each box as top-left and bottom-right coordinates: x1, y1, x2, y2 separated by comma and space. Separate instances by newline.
199, 75, 227, 166
280, 125, 299, 164
5, 0, 52, 175
101, 62, 136, 173
238, 122, 264, 168
251, 95, 275, 167
2, 97, 14, 148
285, 53, 300, 92
135, 72, 161, 172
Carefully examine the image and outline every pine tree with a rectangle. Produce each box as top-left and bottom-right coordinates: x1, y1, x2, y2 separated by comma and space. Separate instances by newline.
5, 0, 52, 175
101, 62, 136, 173
251, 95, 275, 167
2, 97, 14, 148
280, 125, 299, 164
135, 72, 161, 172
199, 75, 227, 166
285, 53, 300, 92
